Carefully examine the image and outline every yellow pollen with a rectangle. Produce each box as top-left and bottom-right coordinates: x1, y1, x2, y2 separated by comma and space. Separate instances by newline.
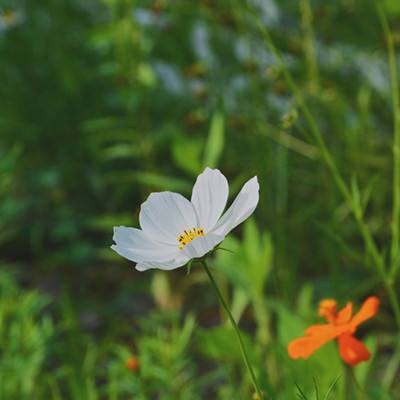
177, 227, 205, 249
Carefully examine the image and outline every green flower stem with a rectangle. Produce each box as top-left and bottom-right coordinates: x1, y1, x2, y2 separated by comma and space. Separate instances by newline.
201, 260, 264, 399
347, 365, 367, 400
343, 365, 353, 400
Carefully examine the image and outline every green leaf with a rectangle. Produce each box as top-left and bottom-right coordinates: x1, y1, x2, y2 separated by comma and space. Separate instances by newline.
203, 110, 224, 168
172, 136, 203, 176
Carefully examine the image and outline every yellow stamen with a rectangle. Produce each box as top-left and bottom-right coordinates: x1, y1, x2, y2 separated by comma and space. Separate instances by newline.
177, 227, 205, 249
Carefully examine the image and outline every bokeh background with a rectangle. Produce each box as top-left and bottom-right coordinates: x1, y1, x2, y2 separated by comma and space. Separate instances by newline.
1, 0, 400, 398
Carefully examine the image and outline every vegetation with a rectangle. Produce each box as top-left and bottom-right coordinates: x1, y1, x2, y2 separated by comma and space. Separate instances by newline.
1, 0, 400, 398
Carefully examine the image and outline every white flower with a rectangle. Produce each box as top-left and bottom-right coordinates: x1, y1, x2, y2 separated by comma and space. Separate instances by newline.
111, 168, 259, 271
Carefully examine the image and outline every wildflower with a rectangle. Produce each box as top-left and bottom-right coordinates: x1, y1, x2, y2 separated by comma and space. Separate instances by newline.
288, 296, 380, 366
125, 356, 139, 372
111, 167, 259, 271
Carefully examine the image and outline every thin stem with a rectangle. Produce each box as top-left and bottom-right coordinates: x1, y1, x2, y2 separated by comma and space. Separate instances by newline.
383, 334, 400, 389
255, 121, 319, 160
376, 1, 400, 275
201, 260, 264, 399
343, 366, 352, 400
300, 0, 320, 92
386, 281, 400, 328
355, 214, 400, 326
349, 366, 365, 397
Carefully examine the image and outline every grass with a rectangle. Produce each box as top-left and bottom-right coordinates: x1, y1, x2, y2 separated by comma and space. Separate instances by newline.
0, 0, 400, 398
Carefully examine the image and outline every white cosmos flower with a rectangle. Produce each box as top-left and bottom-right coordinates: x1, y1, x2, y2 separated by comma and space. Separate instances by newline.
111, 167, 259, 271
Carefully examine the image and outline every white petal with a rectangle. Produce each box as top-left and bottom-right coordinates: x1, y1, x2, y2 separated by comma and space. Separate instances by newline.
139, 192, 199, 244
211, 177, 259, 236
136, 256, 189, 272
181, 233, 224, 259
111, 226, 179, 262
191, 168, 229, 232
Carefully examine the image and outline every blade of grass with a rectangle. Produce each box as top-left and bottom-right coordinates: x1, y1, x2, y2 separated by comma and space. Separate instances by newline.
313, 377, 319, 400
254, 122, 319, 160
295, 383, 310, 400
323, 376, 341, 400
299, 0, 320, 92
383, 334, 400, 389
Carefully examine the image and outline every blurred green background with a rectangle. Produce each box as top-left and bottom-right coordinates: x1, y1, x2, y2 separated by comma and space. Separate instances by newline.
1, 0, 400, 398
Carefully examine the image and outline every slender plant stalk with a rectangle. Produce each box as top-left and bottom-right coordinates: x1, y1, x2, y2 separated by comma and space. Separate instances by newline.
356, 211, 400, 326
300, 0, 320, 92
201, 260, 264, 399
375, 1, 400, 276
344, 365, 366, 400
349, 366, 366, 399
343, 366, 352, 400
245, 0, 400, 330
383, 334, 400, 389
255, 122, 319, 160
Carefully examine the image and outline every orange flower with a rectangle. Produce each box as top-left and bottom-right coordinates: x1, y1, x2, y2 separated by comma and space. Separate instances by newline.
288, 296, 379, 366
125, 356, 139, 372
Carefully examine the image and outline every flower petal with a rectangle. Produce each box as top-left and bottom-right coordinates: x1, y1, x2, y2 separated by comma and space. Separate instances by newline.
111, 226, 179, 262
139, 192, 199, 244
181, 233, 224, 259
135, 256, 189, 272
319, 299, 337, 323
335, 302, 353, 325
338, 333, 370, 366
191, 168, 229, 232
351, 296, 380, 329
212, 176, 259, 236
288, 324, 346, 360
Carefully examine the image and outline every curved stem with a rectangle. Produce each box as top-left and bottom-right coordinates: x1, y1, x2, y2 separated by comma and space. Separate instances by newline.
201, 260, 264, 399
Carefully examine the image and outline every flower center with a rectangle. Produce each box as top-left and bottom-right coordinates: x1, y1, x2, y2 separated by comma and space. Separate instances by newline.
177, 227, 205, 250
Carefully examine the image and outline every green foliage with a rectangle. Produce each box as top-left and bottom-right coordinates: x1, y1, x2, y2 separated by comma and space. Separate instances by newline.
133, 313, 199, 399
0, 270, 53, 399
1, 0, 400, 398
0, 145, 24, 244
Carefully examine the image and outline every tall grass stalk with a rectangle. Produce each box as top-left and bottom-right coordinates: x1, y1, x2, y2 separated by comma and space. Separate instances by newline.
245, 0, 400, 329
382, 334, 400, 389
299, 0, 320, 93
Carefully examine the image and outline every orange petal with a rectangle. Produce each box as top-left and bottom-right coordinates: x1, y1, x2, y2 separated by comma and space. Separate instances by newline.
319, 299, 337, 322
335, 302, 353, 325
351, 296, 380, 329
305, 323, 337, 336
288, 324, 345, 360
337, 333, 370, 366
